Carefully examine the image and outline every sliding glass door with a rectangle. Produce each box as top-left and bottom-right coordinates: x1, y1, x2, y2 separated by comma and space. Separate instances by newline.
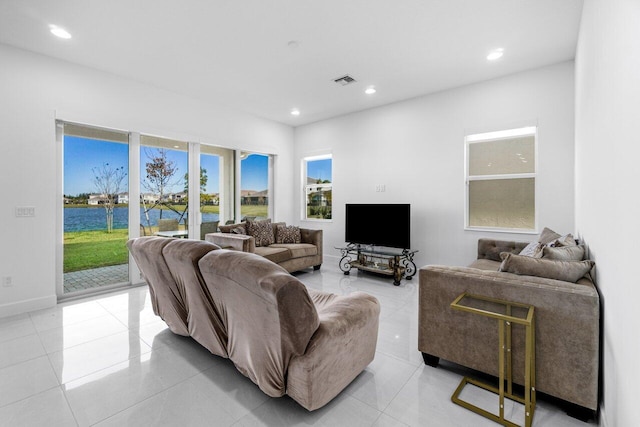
139, 136, 189, 237
59, 122, 274, 297
61, 123, 129, 295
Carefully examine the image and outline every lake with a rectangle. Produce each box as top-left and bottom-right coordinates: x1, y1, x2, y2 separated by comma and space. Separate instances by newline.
64, 207, 219, 232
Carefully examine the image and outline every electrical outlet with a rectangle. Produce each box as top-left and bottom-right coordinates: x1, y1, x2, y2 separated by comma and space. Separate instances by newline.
15, 206, 35, 217
1, 276, 12, 287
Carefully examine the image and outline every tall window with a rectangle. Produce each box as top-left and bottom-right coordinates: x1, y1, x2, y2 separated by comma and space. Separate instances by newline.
139, 136, 189, 235
199, 146, 222, 238
240, 152, 270, 220
465, 127, 536, 231
303, 154, 332, 220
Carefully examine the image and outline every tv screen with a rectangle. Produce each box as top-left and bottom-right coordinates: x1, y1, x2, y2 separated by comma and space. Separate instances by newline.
345, 204, 410, 249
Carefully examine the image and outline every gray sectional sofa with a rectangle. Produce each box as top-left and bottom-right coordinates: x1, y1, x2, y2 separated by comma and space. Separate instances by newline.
127, 236, 379, 411
418, 234, 600, 417
205, 219, 322, 273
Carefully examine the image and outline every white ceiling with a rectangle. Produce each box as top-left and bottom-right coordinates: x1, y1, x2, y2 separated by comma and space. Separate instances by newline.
0, 0, 584, 127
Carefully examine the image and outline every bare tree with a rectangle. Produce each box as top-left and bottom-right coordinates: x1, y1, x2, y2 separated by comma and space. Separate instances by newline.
92, 163, 127, 233
142, 148, 180, 219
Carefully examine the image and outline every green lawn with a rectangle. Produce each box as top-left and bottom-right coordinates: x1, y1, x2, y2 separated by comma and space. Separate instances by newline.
239, 205, 268, 218
64, 229, 129, 273
64, 204, 268, 273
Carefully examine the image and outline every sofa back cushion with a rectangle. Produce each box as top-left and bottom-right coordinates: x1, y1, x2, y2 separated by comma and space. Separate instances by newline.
126, 237, 189, 336
198, 249, 320, 397
161, 239, 228, 357
477, 238, 529, 262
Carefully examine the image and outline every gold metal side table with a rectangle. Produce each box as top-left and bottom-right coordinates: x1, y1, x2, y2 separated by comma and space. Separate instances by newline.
450, 293, 536, 427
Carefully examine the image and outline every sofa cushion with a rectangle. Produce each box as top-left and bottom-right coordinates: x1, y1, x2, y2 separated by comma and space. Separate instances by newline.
255, 246, 291, 264
499, 252, 594, 283
271, 243, 317, 259
468, 258, 501, 271
276, 225, 301, 244
247, 219, 275, 247
543, 244, 585, 261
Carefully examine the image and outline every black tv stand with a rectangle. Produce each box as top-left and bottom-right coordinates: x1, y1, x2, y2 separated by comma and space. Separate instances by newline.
336, 244, 418, 286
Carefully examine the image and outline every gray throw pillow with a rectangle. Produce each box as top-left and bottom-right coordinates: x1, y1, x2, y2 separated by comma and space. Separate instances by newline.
553, 234, 577, 247
543, 244, 585, 261
537, 227, 562, 244
499, 252, 594, 283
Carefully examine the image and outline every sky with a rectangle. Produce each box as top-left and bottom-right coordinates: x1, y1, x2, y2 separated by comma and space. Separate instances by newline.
63, 136, 331, 196
307, 158, 332, 181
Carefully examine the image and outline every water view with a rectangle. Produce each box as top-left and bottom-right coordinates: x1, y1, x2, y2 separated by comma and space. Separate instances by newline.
64, 207, 220, 232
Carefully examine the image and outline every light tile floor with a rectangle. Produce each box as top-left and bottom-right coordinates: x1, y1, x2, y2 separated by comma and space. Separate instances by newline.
0, 262, 598, 426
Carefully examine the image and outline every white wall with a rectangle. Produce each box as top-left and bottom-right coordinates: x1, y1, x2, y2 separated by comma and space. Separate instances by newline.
0, 44, 294, 317
575, 1, 640, 426
294, 62, 576, 269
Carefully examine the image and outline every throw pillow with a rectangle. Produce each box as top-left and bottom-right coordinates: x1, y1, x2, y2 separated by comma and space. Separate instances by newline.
537, 227, 562, 244
246, 219, 274, 247
276, 225, 301, 244
518, 241, 545, 258
543, 244, 585, 261
231, 226, 246, 235
499, 252, 594, 283
553, 234, 577, 247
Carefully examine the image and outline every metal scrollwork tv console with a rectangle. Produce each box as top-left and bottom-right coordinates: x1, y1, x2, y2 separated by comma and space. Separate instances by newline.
336, 244, 418, 286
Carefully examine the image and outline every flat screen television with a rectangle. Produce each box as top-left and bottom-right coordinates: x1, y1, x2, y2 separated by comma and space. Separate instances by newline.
345, 203, 410, 249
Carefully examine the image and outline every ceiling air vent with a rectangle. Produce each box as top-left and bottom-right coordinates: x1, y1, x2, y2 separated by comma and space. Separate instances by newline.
333, 74, 357, 86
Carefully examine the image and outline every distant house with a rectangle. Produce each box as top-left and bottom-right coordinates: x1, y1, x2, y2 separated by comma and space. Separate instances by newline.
141, 193, 159, 203
116, 193, 129, 204
306, 177, 331, 207
87, 194, 108, 205
167, 192, 187, 203
241, 189, 268, 205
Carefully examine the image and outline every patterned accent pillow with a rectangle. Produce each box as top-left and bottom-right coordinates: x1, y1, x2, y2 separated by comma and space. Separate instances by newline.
246, 219, 274, 247
276, 225, 301, 244
518, 241, 544, 258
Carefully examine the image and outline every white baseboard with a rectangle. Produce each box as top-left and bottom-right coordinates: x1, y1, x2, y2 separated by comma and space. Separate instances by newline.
0, 295, 57, 318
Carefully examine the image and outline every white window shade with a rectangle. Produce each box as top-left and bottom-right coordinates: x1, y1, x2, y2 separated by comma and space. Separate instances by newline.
465, 127, 537, 232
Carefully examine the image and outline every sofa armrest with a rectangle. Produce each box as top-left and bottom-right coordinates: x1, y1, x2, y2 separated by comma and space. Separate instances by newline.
286, 290, 380, 411
300, 228, 322, 252
418, 264, 600, 410
477, 238, 529, 261
205, 232, 255, 253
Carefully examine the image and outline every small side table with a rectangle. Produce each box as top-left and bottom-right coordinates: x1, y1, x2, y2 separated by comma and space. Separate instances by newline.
450, 293, 536, 427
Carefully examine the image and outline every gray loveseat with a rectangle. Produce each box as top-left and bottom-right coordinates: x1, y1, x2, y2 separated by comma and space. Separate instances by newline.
127, 236, 379, 411
418, 236, 600, 417
205, 219, 322, 273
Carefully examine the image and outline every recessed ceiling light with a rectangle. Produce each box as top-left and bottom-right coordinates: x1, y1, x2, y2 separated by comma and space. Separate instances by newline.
291, 108, 300, 116
365, 86, 376, 95
50, 25, 72, 39
173, 145, 180, 148
487, 48, 504, 61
